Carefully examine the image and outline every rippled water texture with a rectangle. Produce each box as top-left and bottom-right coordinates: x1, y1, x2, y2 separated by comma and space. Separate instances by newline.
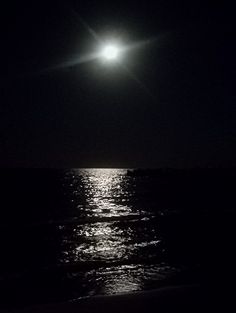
60, 169, 167, 294
0, 168, 203, 307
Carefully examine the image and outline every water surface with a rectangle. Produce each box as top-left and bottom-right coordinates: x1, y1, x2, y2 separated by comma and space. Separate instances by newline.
0, 168, 203, 307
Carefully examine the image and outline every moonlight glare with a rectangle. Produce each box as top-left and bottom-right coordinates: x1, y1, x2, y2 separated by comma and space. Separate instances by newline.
37, 9, 156, 99
101, 45, 120, 61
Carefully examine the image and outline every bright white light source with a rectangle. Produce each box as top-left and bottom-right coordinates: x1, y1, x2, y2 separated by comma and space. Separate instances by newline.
101, 45, 120, 61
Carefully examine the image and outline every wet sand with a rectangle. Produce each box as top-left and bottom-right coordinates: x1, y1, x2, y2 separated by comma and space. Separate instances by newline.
3, 284, 208, 313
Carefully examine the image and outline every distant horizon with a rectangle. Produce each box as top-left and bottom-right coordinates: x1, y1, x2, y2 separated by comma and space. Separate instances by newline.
1, 165, 236, 170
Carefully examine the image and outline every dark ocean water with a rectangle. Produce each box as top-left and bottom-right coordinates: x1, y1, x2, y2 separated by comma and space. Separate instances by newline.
0, 168, 235, 308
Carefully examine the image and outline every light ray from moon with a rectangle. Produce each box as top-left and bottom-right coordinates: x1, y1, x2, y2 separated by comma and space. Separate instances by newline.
121, 64, 155, 99
69, 8, 101, 43
41, 52, 99, 73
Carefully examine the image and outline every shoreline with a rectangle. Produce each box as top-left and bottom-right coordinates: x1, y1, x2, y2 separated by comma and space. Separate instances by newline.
3, 284, 206, 313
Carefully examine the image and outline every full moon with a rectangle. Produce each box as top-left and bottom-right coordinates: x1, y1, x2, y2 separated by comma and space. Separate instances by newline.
101, 45, 120, 61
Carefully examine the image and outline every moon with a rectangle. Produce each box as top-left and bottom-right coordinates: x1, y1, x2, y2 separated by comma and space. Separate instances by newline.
101, 44, 120, 61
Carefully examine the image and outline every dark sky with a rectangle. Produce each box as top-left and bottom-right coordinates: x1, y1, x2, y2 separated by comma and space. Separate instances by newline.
2, 0, 236, 168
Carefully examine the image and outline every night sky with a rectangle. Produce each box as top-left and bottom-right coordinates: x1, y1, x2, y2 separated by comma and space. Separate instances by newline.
2, 1, 236, 168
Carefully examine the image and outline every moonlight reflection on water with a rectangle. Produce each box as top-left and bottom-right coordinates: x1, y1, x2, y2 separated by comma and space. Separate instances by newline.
76, 168, 137, 218
61, 169, 163, 295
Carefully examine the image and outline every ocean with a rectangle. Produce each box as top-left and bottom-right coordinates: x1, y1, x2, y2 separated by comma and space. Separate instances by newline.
0, 168, 234, 309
